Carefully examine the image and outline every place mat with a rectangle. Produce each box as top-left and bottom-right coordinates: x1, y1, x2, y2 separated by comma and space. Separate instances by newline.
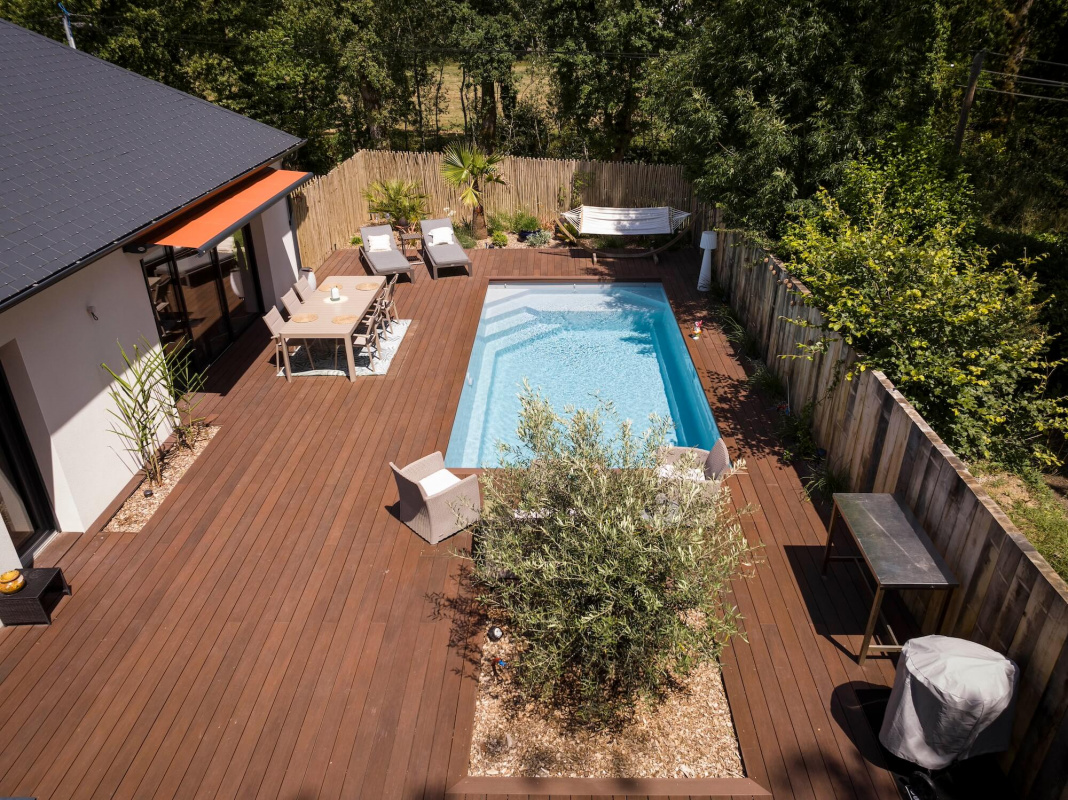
332, 315, 359, 325
318, 282, 344, 292
291, 313, 318, 323
355, 282, 380, 291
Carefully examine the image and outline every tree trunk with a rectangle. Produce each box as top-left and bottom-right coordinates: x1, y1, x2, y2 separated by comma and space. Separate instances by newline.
998, 0, 1035, 125
414, 56, 426, 151
359, 80, 384, 147
610, 71, 636, 161
460, 66, 470, 140
480, 79, 498, 148
472, 178, 488, 238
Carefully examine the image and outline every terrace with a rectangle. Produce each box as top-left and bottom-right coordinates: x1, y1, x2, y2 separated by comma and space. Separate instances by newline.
0, 247, 912, 800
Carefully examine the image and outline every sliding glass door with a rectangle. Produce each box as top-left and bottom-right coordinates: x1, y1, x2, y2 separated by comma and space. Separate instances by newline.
0, 364, 55, 555
141, 225, 264, 370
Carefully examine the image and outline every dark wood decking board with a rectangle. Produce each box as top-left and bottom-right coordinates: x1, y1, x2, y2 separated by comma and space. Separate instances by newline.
0, 247, 902, 800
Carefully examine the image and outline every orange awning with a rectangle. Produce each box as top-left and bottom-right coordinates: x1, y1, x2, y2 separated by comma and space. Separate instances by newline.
147, 168, 312, 252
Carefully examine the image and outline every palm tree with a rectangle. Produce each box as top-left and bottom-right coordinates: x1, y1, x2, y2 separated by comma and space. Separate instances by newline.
441, 144, 506, 239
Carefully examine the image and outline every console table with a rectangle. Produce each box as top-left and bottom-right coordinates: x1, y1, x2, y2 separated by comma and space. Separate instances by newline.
821, 493, 957, 663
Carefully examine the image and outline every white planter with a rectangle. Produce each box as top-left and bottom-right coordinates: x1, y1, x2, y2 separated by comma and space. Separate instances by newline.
300, 268, 317, 290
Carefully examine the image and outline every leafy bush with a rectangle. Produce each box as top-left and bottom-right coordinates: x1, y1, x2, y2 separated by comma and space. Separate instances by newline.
780, 134, 1068, 470
362, 179, 429, 228
526, 230, 552, 248
349, 235, 362, 246
468, 388, 753, 725
489, 209, 540, 234
491, 231, 508, 247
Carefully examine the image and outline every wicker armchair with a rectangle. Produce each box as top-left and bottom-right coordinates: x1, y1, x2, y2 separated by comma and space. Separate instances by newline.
390, 452, 481, 544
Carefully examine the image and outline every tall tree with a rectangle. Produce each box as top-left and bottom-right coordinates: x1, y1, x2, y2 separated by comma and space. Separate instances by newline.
543, 0, 685, 160
648, 0, 947, 233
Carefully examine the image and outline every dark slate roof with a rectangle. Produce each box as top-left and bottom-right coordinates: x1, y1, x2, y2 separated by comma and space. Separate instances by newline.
0, 20, 304, 308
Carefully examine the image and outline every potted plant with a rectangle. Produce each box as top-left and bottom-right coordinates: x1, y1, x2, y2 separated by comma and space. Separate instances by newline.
513, 210, 540, 242
363, 179, 430, 231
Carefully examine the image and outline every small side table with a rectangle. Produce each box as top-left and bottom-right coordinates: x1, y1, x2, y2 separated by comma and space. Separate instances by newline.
400, 232, 424, 267
0, 568, 71, 626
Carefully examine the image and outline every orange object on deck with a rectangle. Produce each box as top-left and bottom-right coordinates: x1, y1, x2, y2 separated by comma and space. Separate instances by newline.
147, 168, 311, 251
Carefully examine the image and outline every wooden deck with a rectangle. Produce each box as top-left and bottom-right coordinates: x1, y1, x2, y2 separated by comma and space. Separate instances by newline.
0, 247, 905, 800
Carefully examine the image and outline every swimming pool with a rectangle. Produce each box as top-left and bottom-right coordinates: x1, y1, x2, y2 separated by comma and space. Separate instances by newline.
444, 282, 721, 468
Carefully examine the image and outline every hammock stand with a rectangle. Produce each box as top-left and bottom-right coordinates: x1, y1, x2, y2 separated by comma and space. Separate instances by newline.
557, 205, 693, 265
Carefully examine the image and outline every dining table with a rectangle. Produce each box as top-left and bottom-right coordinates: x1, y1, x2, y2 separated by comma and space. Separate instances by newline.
278, 275, 386, 382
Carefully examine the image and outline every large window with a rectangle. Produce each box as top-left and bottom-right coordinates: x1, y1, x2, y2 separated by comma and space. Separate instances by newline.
140, 226, 263, 369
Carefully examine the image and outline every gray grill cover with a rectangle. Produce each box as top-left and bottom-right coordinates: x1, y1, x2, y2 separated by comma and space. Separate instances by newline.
879, 635, 1018, 769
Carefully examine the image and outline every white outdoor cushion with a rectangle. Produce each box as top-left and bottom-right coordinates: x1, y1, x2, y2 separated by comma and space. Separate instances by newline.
418, 469, 461, 497
367, 234, 393, 253
427, 227, 454, 246
657, 463, 706, 482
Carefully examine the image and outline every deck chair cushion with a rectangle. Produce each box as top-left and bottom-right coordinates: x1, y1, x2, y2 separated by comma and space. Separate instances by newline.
364, 247, 410, 273
425, 242, 470, 267
418, 469, 462, 497
366, 234, 393, 252
426, 227, 454, 246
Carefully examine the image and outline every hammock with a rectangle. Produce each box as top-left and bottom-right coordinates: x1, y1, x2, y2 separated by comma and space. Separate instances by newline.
558, 206, 692, 264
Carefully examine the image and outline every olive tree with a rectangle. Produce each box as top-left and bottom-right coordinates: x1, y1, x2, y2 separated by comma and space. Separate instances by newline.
466, 387, 754, 725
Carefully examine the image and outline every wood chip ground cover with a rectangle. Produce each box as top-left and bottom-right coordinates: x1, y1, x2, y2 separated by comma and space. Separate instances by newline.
104, 425, 218, 532
468, 635, 744, 778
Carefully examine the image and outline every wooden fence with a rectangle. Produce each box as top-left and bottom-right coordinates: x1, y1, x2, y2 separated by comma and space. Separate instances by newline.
713, 231, 1068, 800
290, 150, 715, 270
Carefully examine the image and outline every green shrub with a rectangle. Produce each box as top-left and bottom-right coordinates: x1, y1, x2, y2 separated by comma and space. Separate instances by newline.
780, 133, 1068, 471
349, 235, 362, 246
467, 387, 753, 726
489, 209, 540, 234
491, 231, 508, 247
526, 230, 552, 248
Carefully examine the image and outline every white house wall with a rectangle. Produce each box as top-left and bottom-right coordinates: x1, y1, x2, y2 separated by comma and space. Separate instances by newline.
0, 248, 165, 539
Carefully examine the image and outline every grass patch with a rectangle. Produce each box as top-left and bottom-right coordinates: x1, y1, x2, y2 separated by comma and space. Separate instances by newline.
454, 222, 478, 248
747, 362, 786, 399
973, 465, 1068, 583
803, 461, 851, 501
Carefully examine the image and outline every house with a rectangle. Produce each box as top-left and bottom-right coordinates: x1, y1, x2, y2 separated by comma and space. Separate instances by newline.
0, 19, 312, 568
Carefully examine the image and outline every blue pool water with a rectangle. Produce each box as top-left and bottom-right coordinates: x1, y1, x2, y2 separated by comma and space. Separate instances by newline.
444, 282, 721, 467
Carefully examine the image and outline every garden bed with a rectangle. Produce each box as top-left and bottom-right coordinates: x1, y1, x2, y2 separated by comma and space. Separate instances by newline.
468, 634, 744, 779
104, 424, 218, 532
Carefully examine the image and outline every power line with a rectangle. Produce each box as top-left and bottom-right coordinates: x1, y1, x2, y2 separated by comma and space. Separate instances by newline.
984, 50, 1068, 71
980, 68, 1068, 89
957, 83, 1068, 104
